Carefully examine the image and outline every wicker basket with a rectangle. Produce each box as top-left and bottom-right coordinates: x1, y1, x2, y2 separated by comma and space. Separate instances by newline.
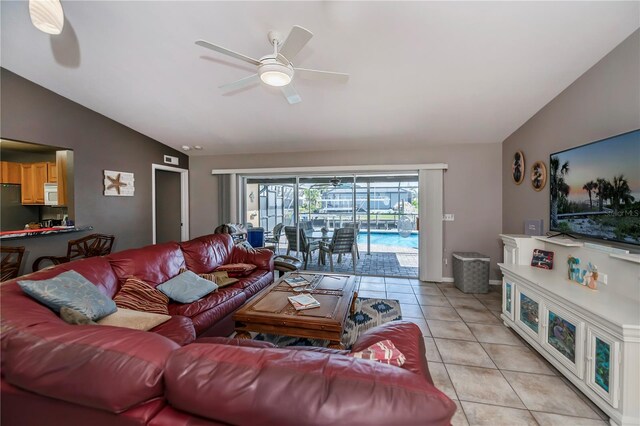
452, 252, 490, 294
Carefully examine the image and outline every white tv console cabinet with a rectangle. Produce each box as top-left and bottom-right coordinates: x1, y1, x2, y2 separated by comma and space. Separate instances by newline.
499, 235, 640, 426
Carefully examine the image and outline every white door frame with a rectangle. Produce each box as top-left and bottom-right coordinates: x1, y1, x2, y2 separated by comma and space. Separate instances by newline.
152, 164, 189, 244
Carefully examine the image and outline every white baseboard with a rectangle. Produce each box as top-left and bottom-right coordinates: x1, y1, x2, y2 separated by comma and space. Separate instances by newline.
441, 277, 502, 286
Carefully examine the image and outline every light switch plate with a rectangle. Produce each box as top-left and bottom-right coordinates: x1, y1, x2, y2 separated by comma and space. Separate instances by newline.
443, 214, 455, 221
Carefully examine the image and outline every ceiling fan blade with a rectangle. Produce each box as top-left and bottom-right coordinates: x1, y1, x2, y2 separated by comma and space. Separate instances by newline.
219, 74, 260, 93
278, 25, 313, 61
195, 40, 261, 66
281, 84, 302, 104
295, 68, 349, 82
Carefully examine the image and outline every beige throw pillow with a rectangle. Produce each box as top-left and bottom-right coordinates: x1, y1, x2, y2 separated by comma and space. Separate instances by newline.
97, 308, 171, 331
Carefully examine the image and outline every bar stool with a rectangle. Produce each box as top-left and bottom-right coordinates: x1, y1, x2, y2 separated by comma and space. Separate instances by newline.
32, 233, 115, 272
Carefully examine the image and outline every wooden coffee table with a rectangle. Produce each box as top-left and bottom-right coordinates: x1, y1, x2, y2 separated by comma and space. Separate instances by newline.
233, 272, 358, 349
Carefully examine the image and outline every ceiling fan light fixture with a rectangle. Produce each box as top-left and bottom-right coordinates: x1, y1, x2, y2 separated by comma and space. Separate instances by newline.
259, 63, 293, 87
29, 0, 64, 35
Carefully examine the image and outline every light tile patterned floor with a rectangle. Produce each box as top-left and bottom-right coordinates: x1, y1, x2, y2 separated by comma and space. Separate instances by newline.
355, 277, 610, 426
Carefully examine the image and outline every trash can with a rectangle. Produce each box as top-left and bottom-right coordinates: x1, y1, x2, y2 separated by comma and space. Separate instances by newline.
452, 252, 490, 294
246, 227, 265, 248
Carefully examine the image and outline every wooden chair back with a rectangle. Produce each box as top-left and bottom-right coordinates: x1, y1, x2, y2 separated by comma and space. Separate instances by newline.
1, 246, 25, 282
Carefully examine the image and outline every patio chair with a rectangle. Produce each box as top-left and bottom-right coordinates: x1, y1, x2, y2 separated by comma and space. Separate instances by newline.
264, 223, 284, 253
284, 226, 319, 270
1, 246, 25, 282
319, 227, 357, 273
342, 222, 361, 259
32, 233, 115, 272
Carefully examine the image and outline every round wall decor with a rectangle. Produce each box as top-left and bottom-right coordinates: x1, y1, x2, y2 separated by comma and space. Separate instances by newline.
531, 160, 547, 191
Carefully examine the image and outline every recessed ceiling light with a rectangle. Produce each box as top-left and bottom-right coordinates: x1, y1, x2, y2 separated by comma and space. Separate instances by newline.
181, 145, 191, 151
193, 146, 203, 150
29, 0, 64, 35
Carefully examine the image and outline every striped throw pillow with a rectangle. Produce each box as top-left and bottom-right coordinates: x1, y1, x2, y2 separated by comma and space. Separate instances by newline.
114, 277, 169, 315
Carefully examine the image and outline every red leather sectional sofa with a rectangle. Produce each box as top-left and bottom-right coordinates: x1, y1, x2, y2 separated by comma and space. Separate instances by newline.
0, 233, 456, 425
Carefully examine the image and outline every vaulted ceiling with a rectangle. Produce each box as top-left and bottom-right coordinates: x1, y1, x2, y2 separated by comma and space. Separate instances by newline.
1, 1, 638, 155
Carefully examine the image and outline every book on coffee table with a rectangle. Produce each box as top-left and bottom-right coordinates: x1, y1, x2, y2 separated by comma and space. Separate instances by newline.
288, 294, 321, 311
284, 276, 308, 287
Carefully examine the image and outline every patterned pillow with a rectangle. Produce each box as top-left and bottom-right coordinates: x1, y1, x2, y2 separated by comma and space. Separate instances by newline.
114, 277, 169, 315
18, 270, 117, 321
157, 271, 217, 303
347, 340, 406, 367
179, 268, 239, 288
214, 263, 257, 277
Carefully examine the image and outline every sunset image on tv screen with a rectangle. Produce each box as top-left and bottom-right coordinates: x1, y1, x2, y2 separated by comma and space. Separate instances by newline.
550, 130, 640, 245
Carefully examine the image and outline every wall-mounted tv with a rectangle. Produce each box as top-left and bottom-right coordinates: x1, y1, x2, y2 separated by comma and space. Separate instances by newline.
550, 129, 640, 246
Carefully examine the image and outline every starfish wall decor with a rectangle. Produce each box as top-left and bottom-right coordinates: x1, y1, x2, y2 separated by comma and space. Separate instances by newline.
104, 170, 135, 196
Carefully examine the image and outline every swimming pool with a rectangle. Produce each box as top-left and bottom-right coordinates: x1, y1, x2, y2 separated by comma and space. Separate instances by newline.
357, 231, 418, 249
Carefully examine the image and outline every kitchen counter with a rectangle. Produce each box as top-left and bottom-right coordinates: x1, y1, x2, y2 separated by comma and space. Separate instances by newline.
0, 225, 93, 240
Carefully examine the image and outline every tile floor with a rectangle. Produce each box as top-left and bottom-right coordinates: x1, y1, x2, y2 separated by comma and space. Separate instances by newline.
355, 276, 610, 426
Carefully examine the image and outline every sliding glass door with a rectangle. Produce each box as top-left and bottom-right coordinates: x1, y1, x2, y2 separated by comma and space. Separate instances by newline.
242, 173, 419, 277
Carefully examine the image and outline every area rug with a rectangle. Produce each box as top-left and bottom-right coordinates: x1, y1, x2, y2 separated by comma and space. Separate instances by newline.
254, 297, 402, 349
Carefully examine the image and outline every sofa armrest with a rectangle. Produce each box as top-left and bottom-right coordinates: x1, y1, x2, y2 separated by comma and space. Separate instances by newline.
195, 336, 277, 349
284, 346, 350, 356
351, 320, 432, 383
165, 343, 456, 426
230, 245, 274, 271
4, 323, 179, 413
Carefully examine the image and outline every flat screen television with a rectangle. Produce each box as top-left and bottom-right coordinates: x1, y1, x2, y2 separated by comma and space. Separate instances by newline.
549, 129, 640, 246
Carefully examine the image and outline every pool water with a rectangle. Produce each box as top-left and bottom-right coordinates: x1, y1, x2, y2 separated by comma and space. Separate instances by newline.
357, 232, 418, 249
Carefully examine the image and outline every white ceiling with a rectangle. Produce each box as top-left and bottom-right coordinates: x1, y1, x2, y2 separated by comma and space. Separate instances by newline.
1, 1, 638, 156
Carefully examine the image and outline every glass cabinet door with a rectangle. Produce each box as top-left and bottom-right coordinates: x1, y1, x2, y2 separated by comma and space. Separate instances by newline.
503, 280, 515, 321
542, 304, 584, 378
516, 288, 541, 341
586, 327, 620, 408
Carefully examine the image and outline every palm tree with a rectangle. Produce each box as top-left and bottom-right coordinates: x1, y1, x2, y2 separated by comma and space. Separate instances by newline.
611, 174, 635, 209
582, 181, 597, 210
594, 178, 611, 211
550, 156, 570, 228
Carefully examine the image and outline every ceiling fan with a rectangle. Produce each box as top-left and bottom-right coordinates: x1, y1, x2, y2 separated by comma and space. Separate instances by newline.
195, 25, 349, 104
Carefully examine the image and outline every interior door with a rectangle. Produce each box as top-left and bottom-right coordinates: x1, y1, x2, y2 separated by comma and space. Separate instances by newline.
155, 169, 182, 243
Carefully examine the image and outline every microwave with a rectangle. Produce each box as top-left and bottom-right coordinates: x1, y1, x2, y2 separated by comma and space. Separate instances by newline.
44, 183, 58, 205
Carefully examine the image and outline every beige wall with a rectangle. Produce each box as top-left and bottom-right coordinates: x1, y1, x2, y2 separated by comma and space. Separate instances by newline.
502, 30, 640, 235
190, 143, 503, 279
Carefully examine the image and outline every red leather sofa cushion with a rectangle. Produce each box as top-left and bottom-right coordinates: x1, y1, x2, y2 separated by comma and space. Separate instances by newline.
179, 234, 234, 274
189, 292, 247, 335
168, 287, 244, 318
3, 322, 178, 413
195, 336, 277, 349
148, 406, 227, 426
165, 343, 456, 426
1, 381, 166, 426
150, 315, 196, 346
107, 242, 185, 287
227, 269, 274, 298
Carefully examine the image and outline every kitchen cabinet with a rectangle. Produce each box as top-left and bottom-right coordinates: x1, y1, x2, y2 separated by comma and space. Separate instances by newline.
0, 161, 21, 184
21, 162, 50, 205
47, 162, 57, 183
